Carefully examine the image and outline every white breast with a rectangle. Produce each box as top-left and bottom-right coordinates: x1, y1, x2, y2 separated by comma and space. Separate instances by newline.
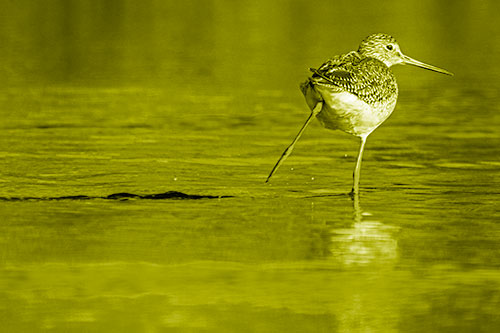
303, 84, 396, 137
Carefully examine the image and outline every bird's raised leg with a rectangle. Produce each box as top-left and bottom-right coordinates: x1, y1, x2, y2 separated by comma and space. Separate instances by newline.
351, 134, 368, 195
266, 102, 323, 183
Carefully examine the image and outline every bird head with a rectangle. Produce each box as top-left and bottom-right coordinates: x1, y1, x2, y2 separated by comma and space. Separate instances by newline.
358, 33, 453, 75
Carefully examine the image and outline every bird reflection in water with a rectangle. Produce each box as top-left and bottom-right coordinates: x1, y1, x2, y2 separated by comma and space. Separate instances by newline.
329, 194, 399, 266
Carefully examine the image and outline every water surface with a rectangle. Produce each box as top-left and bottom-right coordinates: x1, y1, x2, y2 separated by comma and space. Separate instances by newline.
1, 1, 500, 332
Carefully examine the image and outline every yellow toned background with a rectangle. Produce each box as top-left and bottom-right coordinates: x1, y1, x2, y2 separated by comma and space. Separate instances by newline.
0, 1, 499, 332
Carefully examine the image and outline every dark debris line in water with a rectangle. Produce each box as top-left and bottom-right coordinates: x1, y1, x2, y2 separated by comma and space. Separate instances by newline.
0, 191, 233, 201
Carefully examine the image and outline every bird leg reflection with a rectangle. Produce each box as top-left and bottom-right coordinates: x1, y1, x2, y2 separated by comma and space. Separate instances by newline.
352, 191, 362, 223
328, 192, 399, 266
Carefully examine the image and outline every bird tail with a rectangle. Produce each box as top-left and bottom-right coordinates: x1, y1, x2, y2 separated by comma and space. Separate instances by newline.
300, 77, 323, 112
299, 78, 312, 96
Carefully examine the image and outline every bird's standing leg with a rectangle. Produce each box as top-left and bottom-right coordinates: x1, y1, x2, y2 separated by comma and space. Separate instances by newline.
351, 134, 368, 195
266, 102, 323, 182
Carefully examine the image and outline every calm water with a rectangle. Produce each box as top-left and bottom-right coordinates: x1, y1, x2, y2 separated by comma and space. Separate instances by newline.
1, 1, 500, 332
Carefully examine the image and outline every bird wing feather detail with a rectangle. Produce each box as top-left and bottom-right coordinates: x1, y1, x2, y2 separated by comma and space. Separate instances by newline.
309, 51, 398, 105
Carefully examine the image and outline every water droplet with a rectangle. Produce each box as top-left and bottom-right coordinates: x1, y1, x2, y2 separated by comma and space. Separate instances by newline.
173, 177, 177, 181
311, 177, 315, 181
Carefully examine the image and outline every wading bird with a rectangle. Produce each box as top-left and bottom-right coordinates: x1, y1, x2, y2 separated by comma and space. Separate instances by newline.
266, 33, 452, 194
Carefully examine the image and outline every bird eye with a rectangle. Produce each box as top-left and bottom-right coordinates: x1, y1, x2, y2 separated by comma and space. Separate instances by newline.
386, 44, 393, 51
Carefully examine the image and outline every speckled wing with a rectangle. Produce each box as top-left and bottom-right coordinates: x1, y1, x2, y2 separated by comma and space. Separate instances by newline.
307, 51, 398, 106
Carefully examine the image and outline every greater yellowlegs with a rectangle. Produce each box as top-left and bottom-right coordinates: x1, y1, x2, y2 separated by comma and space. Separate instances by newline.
266, 33, 453, 194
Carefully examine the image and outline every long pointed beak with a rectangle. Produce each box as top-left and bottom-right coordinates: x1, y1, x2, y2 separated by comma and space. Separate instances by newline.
402, 54, 453, 76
